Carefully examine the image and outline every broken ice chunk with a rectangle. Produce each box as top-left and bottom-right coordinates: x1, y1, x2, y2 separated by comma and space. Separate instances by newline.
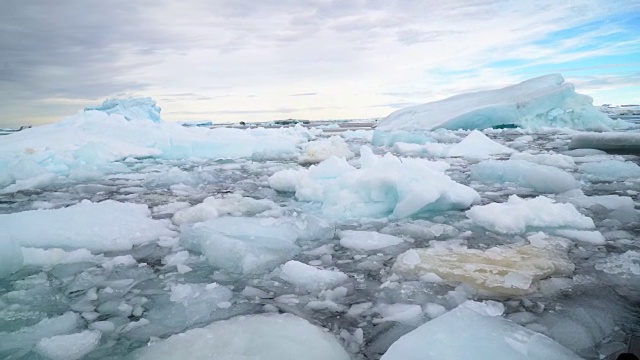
298, 136, 355, 164
471, 160, 580, 193
34, 330, 101, 360
339, 230, 404, 251
279, 260, 349, 292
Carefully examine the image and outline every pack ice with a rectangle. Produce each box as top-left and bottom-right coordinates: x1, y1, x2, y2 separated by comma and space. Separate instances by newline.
381, 301, 582, 360
376, 74, 621, 131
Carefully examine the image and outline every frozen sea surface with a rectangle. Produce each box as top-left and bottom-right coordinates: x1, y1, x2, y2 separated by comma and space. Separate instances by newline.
1, 99, 639, 359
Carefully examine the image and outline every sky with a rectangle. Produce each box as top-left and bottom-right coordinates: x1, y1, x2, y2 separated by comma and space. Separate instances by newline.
1, 0, 639, 128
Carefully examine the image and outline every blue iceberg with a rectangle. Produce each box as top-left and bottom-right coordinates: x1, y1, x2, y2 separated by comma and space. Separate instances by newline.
84, 97, 162, 123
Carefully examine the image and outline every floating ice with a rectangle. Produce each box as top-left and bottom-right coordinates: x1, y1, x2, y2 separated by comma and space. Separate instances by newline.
0, 200, 175, 252
21, 248, 99, 267
569, 131, 640, 154
84, 97, 162, 123
471, 160, 580, 193
393, 241, 574, 295
555, 230, 606, 245
0, 312, 82, 357
269, 146, 480, 219
510, 152, 577, 169
578, 160, 640, 182
181, 217, 301, 274
596, 251, 640, 277
132, 313, 350, 360
279, 260, 349, 292
375, 303, 424, 326
466, 195, 595, 233
381, 301, 582, 360
34, 330, 101, 360
447, 130, 516, 158
172, 194, 279, 225
376, 74, 620, 131
339, 230, 404, 251
0, 236, 23, 279
299, 136, 355, 164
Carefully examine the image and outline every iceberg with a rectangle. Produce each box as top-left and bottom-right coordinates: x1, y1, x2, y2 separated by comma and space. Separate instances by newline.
447, 130, 516, 158
381, 301, 582, 360
269, 146, 480, 219
466, 195, 595, 234
84, 97, 162, 123
131, 313, 350, 360
376, 74, 619, 131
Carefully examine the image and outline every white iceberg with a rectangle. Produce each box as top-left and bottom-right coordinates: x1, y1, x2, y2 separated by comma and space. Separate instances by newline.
376, 74, 618, 131
131, 313, 350, 360
0, 200, 175, 252
447, 130, 516, 158
269, 146, 480, 219
381, 301, 582, 360
466, 195, 595, 234
84, 97, 162, 123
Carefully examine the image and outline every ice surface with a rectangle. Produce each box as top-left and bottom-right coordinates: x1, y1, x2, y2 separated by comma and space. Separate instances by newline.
0, 236, 23, 279
376, 74, 620, 131
299, 135, 355, 164
509, 152, 577, 169
381, 301, 582, 360
339, 230, 404, 251
375, 303, 424, 325
578, 159, 640, 182
279, 260, 349, 292
466, 195, 595, 233
555, 229, 606, 245
0, 200, 175, 252
21, 248, 98, 267
569, 131, 640, 154
447, 130, 516, 158
181, 217, 301, 274
471, 160, 580, 193
84, 97, 162, 123
393, 241, 574, 295
269, 146, 480, 219
132, 313, 350, 360
34, 330, 101, 360
0, 312, 82, 356
596, 251, 640, 276
172, 194, 278, 225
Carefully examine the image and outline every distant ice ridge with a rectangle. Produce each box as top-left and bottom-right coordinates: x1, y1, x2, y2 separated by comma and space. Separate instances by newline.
269, 146, 480, 219
381, 301, 582, 360
376, 74, 623, 131
84, 97, 162, 123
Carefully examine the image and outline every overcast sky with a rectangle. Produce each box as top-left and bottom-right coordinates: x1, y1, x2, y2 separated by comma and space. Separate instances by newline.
1, 0, 639, 127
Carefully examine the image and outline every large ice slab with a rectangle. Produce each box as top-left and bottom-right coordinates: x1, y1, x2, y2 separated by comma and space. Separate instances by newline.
180, 217, 301, 274
84, 97, 162, 123
471, 160, 580, 193
376, 74, 619, 131
393, 240, 574, 295
0, 200, 175, 252
381, 301, 582, 360
578, 159, 640, 182
269, 146, 480, 219
0, 236, 23, 279
131, 313, 350, 360
569, 131, 640, 154
466, 195, 594, 233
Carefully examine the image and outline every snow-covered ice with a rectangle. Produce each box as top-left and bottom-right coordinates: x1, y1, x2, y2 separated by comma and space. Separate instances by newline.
339, 230, 405, 251
376, 74, 622, 131
34, 330, 101, 360
471, 160, 580, 193
381, 301, 582, 360
279, 260, 349, 292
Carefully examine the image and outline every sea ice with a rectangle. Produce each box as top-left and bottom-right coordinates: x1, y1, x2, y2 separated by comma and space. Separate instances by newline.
470, 160, 580, 193
0, 312, 82, 356
172, 194, 278, 225
339, 230, 405, 251
554, 230, 606, 245
298, 135, 355, 164
376, 74, 620, 131
269, 146, 480, 219
34, 330, 101, 360
84, 97, 162, 123
180, 217, 301, 274
279, 260, 349, 292
381, 301, 582, 360
0, 200, 175, 252
578, 159, 640, 182
569, 131, 640, 154
393, 241, 574, 295
131, 313, 350, 360
0, 236, 23, 279
509, 152, 577, 169
466, 195, 595, 233
447, 130, 516, 158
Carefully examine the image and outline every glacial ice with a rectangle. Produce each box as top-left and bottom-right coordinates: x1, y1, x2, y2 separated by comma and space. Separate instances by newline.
466, 195, 595, 233
132, 313, 350, 360
269, 146, 480, 219
376, 74, 620, 131
0, 200, 175, 252
84, 97, 163, 123
392, 240, 574, 295
381, 301, 582, 360
470, 160, 580, 193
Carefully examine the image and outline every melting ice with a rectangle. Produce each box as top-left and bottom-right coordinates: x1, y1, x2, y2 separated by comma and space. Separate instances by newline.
1, 78, 639, 360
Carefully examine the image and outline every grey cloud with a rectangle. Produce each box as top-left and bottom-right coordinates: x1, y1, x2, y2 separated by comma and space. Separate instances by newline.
289, 92, 317, 96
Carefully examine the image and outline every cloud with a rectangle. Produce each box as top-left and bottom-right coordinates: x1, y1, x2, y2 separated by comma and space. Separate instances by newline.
1, 0, 639, 127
